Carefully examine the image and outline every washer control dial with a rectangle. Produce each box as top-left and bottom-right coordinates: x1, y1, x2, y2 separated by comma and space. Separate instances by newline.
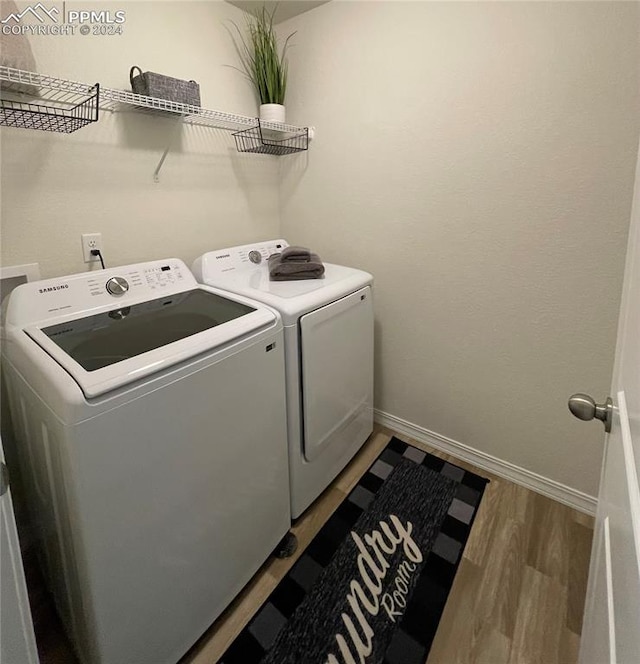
106, 276, 129, 296
248, 250, 262, 264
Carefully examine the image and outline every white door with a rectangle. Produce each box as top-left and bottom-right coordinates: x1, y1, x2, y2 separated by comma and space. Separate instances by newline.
575, 143, 640, 663
0, 435, 39, 664
300, 287, 373, 462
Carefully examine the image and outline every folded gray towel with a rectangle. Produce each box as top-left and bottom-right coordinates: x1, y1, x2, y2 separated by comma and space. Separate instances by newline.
269, 252, 325, 281
280, 245, 311, 262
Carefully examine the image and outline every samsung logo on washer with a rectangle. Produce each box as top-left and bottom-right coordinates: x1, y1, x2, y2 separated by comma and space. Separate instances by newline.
215, 254, 231, 260
38, 284, 69, 294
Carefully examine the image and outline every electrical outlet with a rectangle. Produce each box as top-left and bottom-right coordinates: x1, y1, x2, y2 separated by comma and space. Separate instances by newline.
81, 233, 103, 263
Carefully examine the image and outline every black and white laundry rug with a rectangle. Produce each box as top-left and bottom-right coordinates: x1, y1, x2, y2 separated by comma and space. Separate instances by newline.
220, 437, 488, 664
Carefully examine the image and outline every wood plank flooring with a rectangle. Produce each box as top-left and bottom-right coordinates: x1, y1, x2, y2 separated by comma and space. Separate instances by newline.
182, 425, 594, 664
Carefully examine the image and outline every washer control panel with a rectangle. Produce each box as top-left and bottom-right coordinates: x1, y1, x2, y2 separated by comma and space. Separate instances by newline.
141, 263, 186, 290
87, 262, 187, 298
10, 260, 197, 324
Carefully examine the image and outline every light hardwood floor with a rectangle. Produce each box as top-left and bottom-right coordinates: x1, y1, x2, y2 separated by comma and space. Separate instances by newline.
182, 425, 594, 664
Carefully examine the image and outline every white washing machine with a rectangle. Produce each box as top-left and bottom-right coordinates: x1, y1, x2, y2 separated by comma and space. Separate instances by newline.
192, 240, 373, 519
2, 259, 290, 664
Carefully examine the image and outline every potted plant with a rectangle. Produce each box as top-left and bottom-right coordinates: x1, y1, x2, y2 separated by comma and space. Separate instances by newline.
227, 5, 295, 124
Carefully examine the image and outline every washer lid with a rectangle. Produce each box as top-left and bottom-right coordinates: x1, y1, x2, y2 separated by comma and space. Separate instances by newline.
23, 287, 276, 398
196, 262, 373, 325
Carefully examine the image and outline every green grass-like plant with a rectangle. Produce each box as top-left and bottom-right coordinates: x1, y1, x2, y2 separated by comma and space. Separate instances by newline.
227, 5, 295, 106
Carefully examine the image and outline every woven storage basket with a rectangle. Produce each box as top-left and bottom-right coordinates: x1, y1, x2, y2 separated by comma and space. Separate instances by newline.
129, 66, 200, 107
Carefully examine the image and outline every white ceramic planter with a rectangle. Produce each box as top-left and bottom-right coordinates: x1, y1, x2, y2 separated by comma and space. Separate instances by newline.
259, 103, 286, 124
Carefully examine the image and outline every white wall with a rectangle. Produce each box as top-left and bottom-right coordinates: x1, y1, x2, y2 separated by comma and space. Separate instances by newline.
1, 0, 279, 278
278, 1, 640, 497
2, 0, 638, 500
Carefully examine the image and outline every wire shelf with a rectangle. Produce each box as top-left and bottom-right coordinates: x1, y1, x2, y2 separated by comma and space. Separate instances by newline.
233, 122, 309, 156
0, 67, 312, 155
100, 86, 305, 134
0, 67, 99, 133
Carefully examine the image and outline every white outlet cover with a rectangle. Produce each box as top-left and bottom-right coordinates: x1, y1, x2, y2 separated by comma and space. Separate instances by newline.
81, 233, 103, 263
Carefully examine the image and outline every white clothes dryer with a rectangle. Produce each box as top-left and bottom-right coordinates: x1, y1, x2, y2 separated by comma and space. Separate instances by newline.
192, 240, 373, 519
2, 259, 290, 664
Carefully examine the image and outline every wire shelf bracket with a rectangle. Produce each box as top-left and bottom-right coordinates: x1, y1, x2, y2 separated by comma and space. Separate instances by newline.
153, 117, 185, 183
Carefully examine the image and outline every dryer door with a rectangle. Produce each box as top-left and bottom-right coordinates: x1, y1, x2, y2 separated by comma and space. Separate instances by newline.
300, 286, 373, 462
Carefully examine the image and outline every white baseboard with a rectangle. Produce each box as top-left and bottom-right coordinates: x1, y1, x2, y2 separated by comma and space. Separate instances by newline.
374, 409, 597, 516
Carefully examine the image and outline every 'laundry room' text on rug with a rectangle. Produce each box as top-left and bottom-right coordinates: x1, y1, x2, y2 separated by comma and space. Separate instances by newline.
326, 514, 423, 664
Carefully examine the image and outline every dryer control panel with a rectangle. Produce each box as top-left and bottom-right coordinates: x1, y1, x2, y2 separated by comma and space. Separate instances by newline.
193, 239, 289, 280
6, 259, 196, 325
